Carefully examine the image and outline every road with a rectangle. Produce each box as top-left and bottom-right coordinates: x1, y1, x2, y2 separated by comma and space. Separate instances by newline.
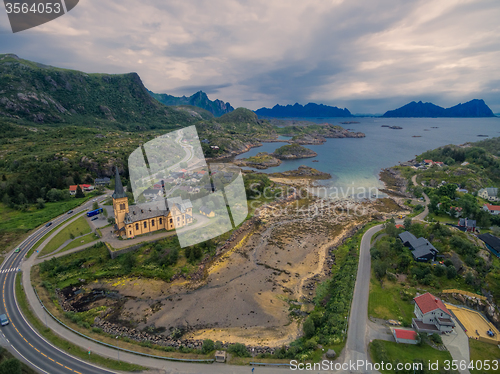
411, 174, 430, 221
0, 196, 115, 374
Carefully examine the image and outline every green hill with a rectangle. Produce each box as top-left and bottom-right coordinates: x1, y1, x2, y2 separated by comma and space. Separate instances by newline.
0, 53, 195, 131
149, 90, 233, 117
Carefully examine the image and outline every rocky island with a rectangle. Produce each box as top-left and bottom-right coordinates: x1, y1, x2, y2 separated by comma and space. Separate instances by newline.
233, 152, 282, 169
268, 165, 331, 180
272, 143, 317, 160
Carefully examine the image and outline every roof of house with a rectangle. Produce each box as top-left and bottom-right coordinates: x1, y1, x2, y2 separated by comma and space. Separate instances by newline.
395, 224, 404, 229
412, 245, 438, 260
200, 205, 213, 215
424, 159, 433, 163
95, 177, 110, 182
478, 233, 500, 252
142, 188, 162, 196
398, 231, 417, 244
484, 203, 500, 211
479, 187, 498, 196
69, 185, 78, 191
414, 293, 451, 316
393, 329, 418, 341
467, 219, 476, 228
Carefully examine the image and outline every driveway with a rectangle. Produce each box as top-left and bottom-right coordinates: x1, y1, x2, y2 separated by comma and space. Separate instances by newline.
442, 323, 471, 374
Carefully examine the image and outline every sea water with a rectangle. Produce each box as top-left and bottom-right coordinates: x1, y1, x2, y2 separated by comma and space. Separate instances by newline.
236, 117, 500, 199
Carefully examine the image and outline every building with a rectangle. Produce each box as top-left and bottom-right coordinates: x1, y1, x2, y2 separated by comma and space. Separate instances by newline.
478, 188, 499, 202
398, 231, 439, 262
458, 217, 477, 232
449, 206, 463, 217
69, 184, 94, 195
94, 177, 111, 186
483, 203, 500, 215
215, 351, 226, 363
199, 206, 215, 218
477, 233, 500, 258
142, 188, 162, 200
423, 159, 434, 166
412, 293, 455, 334
392, 329, 418, 344
112, 168, 193, 239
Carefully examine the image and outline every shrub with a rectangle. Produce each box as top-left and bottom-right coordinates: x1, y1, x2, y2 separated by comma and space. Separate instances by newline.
202, 339, 215, 354
303, 317, 315, 339
227, 343, 250, 357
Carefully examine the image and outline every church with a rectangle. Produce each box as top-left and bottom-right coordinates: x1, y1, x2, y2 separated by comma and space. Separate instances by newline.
112, 168, 193, 239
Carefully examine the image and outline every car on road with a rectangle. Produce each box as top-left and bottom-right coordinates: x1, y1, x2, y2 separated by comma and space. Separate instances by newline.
14, 248, 20, 253
0, 314, 9, 326
67, 210, 73, 214
91, 216, 99, 221
45, 222, 53, 227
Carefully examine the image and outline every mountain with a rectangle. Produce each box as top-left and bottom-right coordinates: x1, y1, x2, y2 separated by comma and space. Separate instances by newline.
148, 90, 234, 117
382, 99, 495, 118
254, 103, 353, 118
0, 53, 196, 130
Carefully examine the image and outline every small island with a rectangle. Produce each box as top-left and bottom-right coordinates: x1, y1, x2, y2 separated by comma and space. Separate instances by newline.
272, 143, 317, 160
269, 165, 331, 180
233, 152, 282, 169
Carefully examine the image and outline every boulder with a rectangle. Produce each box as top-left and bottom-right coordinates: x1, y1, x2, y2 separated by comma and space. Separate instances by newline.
326, 349, 336, 359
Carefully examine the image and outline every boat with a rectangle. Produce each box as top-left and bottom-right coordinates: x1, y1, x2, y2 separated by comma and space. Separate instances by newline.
412, 135, 422, 138
389, 126, 402, 129
477, 135, 489, 137
381, 125, 390, 127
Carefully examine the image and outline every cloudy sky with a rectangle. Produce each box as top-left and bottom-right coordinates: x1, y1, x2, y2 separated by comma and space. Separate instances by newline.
1, 0, 500, 113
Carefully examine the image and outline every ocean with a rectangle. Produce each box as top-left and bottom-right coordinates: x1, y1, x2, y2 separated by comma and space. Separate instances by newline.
235, 117, 500, 199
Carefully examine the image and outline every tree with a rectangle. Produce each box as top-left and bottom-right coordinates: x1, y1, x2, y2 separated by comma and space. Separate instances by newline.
75, 185, 85, 198
374, 261, 388, 280
36, 198, 45, 209
102, 208, 108, 218
92, 201, 99, 210
384, 222, 397, 238
446, 265, 457, 279
202, 339, 215, 354
303, 317, 315, 339
0, 358, 22, 374
465, 272, 475, 286
403, 217, 412, 231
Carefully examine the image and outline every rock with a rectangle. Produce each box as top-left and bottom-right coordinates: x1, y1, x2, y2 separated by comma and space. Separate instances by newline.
326, 349, 336, 358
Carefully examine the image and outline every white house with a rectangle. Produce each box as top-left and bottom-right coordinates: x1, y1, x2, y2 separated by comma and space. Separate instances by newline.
478, 188, 499, 202
483, 203, 500, 215
412, 293, 455, 334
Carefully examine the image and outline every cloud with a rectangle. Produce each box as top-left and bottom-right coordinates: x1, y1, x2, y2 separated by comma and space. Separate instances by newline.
1, 0, 500, 112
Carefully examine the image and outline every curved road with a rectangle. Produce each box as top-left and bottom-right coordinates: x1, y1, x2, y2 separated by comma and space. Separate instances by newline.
0, 196, 114, 374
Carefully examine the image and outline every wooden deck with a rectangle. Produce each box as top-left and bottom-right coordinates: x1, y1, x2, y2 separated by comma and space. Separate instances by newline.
446, 303, 499, 345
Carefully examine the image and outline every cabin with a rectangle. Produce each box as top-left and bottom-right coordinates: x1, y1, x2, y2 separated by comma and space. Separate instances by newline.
398, 231, 439, 262
94, 177, 111, 186
200, 206, 215, 218
412, 293, 455, 334
392, 329, 418, 344
483, 203, 500, 215
458, 218, 476, 232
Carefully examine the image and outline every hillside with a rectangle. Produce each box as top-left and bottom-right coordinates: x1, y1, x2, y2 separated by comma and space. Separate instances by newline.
148, 90, 234, 117
0, 53, 196, 130
272, 143, 317, 160
383, 99, 495, 117
254, 102, 353, 117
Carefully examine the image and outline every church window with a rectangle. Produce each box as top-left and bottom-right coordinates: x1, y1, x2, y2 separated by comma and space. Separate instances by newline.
120, 203, 125, 210
135, 223, 139, 230
151, 220, 155, 227
159, 218, 162, 225
144, 221, 147, 228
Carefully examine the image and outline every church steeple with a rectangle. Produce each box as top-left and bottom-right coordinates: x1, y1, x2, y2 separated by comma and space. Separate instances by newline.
112, 167, 127, 199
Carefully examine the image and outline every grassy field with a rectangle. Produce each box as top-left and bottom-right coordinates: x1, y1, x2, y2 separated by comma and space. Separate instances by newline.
469, 339, 500, 373
369, 339, 455, 374
39, 216, 92, 257
57, 232, 100, 254
15, 273, 146, 372
368, 272, 416, 325
0, 198, 90, 254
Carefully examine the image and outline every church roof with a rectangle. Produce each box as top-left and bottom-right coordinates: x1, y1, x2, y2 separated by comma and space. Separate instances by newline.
112, 167, 127, 199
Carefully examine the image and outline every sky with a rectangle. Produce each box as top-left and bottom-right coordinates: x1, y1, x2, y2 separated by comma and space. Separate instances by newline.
1, 0, 500, 114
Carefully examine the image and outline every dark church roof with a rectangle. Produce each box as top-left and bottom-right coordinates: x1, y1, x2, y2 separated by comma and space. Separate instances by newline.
112, 167, 127, 199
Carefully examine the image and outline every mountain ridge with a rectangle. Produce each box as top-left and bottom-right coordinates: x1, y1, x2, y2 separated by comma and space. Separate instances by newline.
148, 90, 234, 117
383, 99, 495, 118
254, 102, 353, 118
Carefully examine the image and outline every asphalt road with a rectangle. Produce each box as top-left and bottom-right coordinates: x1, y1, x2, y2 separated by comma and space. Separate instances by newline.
0, 196, 114, 374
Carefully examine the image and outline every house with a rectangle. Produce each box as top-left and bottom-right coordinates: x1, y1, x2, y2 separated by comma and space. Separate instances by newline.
395, 224, 404, 229
392, 329, 418, 344
483, 203, 500, 215
423, 159, 433, 165
434, 161, 444, 167
398, 231, 439, 262
457, 188, 469, 194
69, 184, 94, 195
458, 217, 477, 232
449, 206, 462, 217
199, 206, 215, 218
478, 188, 499, 202
477, 233, 500, 258
94, 177, 111, 186
412, 293, 455, 334
142, 188, 162, 200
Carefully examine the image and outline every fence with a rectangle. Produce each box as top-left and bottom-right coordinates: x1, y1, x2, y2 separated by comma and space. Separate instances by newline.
32, 288, 214, 363
442, 289, 486, 301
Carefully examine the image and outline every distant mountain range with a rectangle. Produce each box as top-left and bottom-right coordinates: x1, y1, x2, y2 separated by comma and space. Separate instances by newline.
254, 103, 352, 118
148, 90, 234, 117
382, 99, 495, 118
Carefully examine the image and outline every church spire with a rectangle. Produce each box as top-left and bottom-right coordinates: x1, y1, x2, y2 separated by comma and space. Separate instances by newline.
112, 167, 127, 199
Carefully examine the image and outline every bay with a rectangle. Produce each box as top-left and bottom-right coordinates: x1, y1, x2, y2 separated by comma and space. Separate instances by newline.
236, 117, 500, 199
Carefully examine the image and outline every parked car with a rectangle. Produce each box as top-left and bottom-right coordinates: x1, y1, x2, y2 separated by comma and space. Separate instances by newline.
91, 216, 99, 221
0, 314, 9, 326
45, 222, 52, 227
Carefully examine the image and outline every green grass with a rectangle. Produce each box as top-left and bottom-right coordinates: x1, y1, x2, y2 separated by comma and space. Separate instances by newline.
56, 233, 100, 254
15, 273, 146, 372
369, 339, 455, 374
0, 346, 38, 374
469, 339, 500, 373
368, 272, 416, 325
39, 216, 92, 257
